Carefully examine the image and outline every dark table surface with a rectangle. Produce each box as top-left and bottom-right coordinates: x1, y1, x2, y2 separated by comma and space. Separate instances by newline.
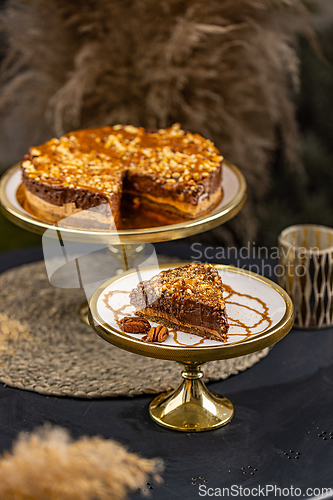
0, 244, 333, 500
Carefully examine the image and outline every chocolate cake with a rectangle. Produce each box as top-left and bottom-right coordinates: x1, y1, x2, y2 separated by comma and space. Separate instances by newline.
130, 263, 229, 342
21, 124, 223, 227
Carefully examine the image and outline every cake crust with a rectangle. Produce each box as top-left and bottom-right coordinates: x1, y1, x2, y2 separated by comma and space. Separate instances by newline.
130, 263, 229, 342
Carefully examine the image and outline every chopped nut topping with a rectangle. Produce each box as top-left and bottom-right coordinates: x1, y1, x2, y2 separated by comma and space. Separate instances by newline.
124, 125, 139, 134
30, 148, 41, 156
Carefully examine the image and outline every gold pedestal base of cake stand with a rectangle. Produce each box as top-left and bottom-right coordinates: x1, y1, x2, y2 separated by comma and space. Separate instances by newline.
149, 362, 233, 432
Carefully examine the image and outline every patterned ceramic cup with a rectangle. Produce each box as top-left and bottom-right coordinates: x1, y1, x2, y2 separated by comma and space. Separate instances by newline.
278, 224, 333, 329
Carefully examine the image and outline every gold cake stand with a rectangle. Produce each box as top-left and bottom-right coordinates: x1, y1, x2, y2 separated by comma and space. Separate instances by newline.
88, 264, 294, 432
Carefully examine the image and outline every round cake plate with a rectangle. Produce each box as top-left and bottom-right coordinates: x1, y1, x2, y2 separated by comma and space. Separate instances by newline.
0, 160, 246, 243
89, 263, 294, 432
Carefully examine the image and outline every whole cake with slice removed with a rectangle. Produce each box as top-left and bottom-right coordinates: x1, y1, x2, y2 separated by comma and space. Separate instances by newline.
129, 263, 229, 342
20, 124, 223, 227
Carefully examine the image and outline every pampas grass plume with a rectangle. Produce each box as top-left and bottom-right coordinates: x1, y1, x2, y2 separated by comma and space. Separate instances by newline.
0, 0, 315, 242
0, 424, 162, 499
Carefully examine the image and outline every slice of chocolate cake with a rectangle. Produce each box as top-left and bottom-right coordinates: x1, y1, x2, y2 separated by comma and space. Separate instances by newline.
130, 263, 229, 342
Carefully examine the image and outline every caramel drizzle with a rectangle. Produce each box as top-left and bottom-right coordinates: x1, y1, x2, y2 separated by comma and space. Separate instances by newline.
102, 290, 132, 327
102, 283, 274, 346
24, 125, 221, 189
223, 284, 273, 340
171, 328, 206, 347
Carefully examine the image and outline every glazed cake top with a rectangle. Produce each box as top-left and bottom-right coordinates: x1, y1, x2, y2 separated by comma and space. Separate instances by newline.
21, 124, 223, 200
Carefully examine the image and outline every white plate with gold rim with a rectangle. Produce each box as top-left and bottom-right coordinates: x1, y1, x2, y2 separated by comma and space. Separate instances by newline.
89, 263, 294, 363
0, 161, 246, 243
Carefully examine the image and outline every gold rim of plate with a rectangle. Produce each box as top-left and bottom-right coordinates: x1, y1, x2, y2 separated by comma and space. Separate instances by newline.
0, 161, 247, 243
89, 263, 294, 363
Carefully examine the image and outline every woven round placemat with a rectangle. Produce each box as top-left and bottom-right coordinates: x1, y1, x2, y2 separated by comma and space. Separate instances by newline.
0, 259, 270, 398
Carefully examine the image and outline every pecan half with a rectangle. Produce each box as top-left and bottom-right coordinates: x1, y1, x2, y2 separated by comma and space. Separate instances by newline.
119, 316, 151, 334
145, 325, 169, 343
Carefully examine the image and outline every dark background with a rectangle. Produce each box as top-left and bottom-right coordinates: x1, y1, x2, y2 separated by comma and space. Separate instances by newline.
0, 0, 333, 251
